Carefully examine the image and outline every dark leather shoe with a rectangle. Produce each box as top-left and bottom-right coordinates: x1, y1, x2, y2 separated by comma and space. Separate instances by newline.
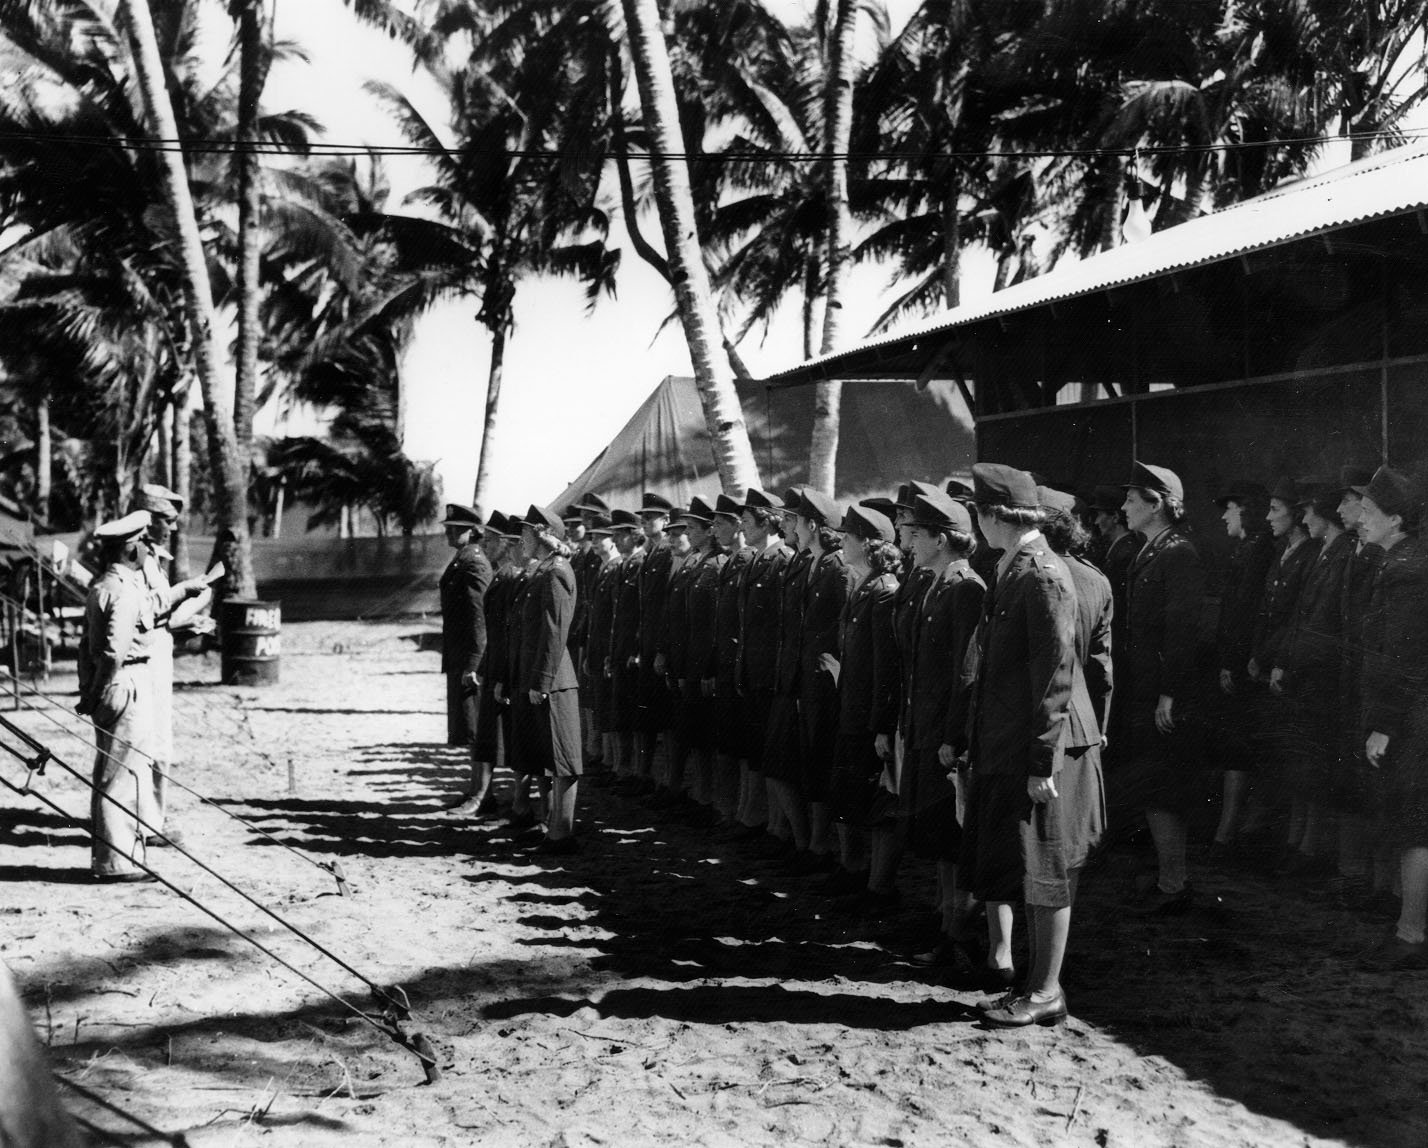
983, 991, 1068, 1028
1360, 935, 1428, 971
1126, 885, 1192, 917
908, 938, 977, 981
530, 836, 580, 857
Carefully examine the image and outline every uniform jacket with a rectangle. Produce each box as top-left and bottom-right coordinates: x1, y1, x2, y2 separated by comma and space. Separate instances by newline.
798, 549, 856, 694
1251, 535, 1321, 671
440, 542, 492, 676
569, 545, 602, 651
80, 565, 156, 704
1338, 541, 1385, 721
1124, 527, 1205, 705
685, 547, 728, 684
1360, 536, 1428, 758
481, 563, 518, 683
713, 545, 754, 695
609, 544, 646, 667
773, 548, 813, 696
836, 570, 900, 736
516, 554, 579, 695
659, 547, 700, 677
1064, 552, 1114, 741
637, 540, 674, 665
738, 541, 793, 695
1215, 531, 1276, 674
1099, 529, 1141, 670
894, 565, 937, 736
503, 563, 535, 687
907, 560, 984, 751
968, 538, 1090, 778
584, 554, 621, 675
1279, 530, 1352, 702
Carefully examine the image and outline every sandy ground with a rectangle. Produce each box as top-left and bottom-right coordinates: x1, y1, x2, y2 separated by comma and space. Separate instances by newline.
1, 620, 1426, 1148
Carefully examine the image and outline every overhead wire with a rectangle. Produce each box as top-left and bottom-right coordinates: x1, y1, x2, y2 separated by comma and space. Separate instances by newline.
0, 125, 1423, 161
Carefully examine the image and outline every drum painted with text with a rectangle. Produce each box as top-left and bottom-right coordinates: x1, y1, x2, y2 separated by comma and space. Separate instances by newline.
220, 599, 281, 685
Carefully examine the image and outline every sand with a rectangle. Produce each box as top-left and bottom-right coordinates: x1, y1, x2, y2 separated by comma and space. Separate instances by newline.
1, 620, 1424, 1147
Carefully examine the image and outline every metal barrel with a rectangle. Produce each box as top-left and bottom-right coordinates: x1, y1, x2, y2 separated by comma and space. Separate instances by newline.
220, 598, 281, 686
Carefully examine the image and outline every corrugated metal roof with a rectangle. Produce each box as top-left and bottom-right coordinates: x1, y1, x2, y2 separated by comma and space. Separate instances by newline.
762, 143, 1428, 384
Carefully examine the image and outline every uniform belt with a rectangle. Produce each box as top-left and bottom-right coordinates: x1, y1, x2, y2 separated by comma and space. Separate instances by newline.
122, 657, 150, 666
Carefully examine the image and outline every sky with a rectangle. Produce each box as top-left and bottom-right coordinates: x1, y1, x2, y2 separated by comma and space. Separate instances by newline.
258, 0, 966, 516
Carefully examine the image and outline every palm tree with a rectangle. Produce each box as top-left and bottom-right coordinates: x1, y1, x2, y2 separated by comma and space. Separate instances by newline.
620, 0, 761, 495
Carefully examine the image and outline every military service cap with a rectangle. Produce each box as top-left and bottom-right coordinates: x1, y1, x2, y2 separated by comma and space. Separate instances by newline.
839, 504, 895, 542
442, 503, 484, 530
1339, 465, 1374, 496
712, 494, 743, 521
1214, 479, 1266, 509
797, 489, 841, 527
1365, 465, 1418, 522
741, 488, 782, 513
135, 482, 184, 517
1124, 460, 1184, 503
574, 492, 610, 515
1037, 486, 1078, 518
679, 496, 716, 525
609, 509, 640, 530
95, 510, 151, 542
909, 491, 972, 534
639, 492, 674, 516
524, 504, 566, 538
972, 463, 1039, 509
894, 480, 942, 511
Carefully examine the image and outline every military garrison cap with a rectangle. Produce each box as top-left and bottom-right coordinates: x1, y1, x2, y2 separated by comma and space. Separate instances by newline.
797, 489, 842, 527
639, 492, 675, 516
442, 503, 484, 530
972, 463, 1039, 509
839, 504, 895, 542
1124, 460, 1184, 502
909, 491, 972, 534
95, 510, 151, 542
135, 483, 184, 517
712, 494, 743, 521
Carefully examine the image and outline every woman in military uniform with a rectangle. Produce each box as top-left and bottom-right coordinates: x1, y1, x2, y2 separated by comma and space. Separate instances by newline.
607, 510, 647, 785
825, 504, 900, 899
1358, 466, 1428, 968
439, 504, 493, 814
1120, 461, 1205, 916
900, 491, 985, 967
1273, 483, 1353, 877
512, 505, 583, 853
1208, 481, 1274, 854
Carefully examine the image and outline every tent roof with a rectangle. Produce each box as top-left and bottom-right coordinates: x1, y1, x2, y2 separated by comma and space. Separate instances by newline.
762, 143, 1428, 388
549, 373, 978, 511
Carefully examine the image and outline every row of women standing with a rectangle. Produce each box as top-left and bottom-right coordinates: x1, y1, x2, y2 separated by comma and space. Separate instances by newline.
1205, 464, 1428, 969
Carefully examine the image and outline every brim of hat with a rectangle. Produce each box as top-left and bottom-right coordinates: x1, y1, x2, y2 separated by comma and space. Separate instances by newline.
1342, 484, 1370, 496
442, 518, 482, 528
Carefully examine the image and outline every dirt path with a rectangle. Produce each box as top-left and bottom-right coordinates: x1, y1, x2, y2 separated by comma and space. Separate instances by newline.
1, 621, 1424, 1147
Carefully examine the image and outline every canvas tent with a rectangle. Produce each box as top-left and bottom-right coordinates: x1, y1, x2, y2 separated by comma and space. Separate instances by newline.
550, 374, 977, 512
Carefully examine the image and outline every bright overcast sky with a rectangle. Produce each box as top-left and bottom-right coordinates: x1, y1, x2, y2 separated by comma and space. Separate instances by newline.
258, 0, 956, 514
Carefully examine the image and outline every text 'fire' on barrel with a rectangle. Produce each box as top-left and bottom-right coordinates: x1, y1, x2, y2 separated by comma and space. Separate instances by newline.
220, 598, 281, 686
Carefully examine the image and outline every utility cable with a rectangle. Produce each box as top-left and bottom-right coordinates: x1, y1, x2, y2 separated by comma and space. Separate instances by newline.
0, 750, 440, 1082
53, 1076, 189, 1147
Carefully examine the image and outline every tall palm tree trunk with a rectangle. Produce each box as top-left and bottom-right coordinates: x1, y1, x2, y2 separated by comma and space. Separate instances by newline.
233, 0, 269, 453
809, 0, 858, 495
472, 319, 507, 515
941, 170, 962, 308
172, 390, 193, 579
34, 393, 50, 522
120, 0, 254, 595
620, 0, 760, 496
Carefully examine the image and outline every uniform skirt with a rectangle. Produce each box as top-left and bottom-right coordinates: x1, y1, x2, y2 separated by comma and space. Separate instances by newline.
475, 679, 501, 761
901, 744, 961, 861
827, 731, 883, 825
960, 750, 1105, 908
1117, 692, 1210, 815
760, 695, 802, 783
797, 672, 839, 800
446, 672, 480, 747
610, 660, 639, 734
512, 688, 582, 777
636, 664, 671, 733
